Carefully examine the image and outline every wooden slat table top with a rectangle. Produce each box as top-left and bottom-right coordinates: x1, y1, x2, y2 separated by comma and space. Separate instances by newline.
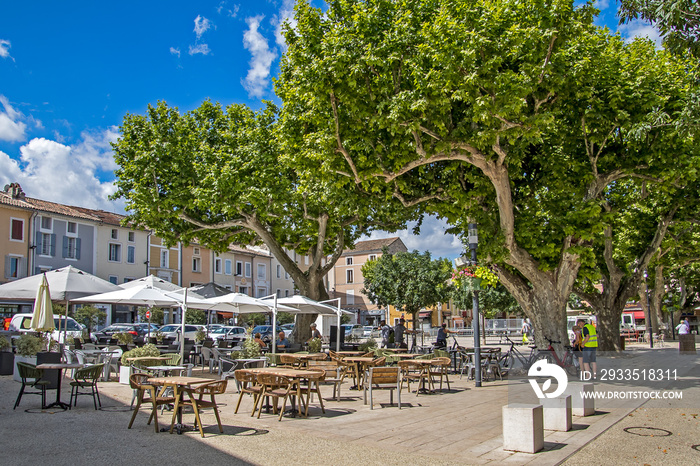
125, 356, 171, 362
342, 357, 376, 363
335, 351, 365, 356
148, 376, 211, 386
36, 363, 84, 370
244, 367, 321, 378
279, 353, 326, 360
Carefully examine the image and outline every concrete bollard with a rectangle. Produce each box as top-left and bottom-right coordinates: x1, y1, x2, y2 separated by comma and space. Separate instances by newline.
565, 382, 595, 416
502, 404, 544, 453
542, 395, 572, 431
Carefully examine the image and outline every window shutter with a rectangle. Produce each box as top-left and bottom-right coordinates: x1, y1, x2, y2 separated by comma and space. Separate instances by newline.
4, 256, 10, 279
75, 238, 81, 260
50, 234, 57, 256
18, 257, 27, 278
62, 236, 69, 258
35, 231, 42, 251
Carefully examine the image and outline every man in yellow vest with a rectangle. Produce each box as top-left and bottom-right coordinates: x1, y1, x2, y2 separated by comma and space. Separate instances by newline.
577, 318, 597, 379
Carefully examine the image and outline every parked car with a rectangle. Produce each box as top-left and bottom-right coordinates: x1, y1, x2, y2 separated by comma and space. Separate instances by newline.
362, 326, 377, 338
342, 324, 363, 338
280, 323, 294, 338
252, 325, 277, 343
209, 326, 247, 344
158, 324, 203, 341
206, 324, 224, 332
9, 313, 83, 343
90, 323, 149, 344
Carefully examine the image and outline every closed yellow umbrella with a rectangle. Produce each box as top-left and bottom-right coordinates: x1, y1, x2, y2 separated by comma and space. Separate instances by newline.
30, 274, 55, 333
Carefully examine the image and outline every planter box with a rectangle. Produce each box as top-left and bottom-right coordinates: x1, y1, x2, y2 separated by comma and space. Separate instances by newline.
119, 365, 132, 385
0, 352, 15, 376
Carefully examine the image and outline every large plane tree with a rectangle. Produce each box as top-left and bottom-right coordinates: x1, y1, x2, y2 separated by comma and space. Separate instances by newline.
275, 0, 699, 348
112, 100, 417, 341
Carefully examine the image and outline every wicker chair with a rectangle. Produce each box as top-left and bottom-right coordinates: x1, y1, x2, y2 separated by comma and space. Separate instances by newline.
255, 373, 296, 421
176, 380, 227, 437
429, 357, 452, 391
297, 369, 326, 417
307, 360, 347, 401
14, 362, 50, 410
234, 370, 264, 416
128, 373, 176, 432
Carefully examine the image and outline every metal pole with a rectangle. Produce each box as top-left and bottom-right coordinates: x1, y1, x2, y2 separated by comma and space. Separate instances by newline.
644, 272, 653, 349
469, 224, 482, 388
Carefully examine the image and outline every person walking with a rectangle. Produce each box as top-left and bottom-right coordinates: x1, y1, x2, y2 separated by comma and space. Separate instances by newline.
379, 320, 392, 348
676, 318, 690, 335
521, 319, 531, 345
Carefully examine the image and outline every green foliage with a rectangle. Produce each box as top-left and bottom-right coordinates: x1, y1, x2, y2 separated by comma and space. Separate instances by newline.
72, 305, 107, 335
277, 312, 295, 325
240, 313, 267, 327
154, 330, 164, 343
0, 336, 11, 351
185, 309, 206, 325
241, 334, 262, 359
308, 337, 323, 353
194, 328, 207, 343
114, 332, 134, 345
111, 100, 417, 302
121, 344, 160, 366
362, 249, 452, 315
340, 314, 351, 325
16, 334, 43, 357
619, 0, 700, 58
137, 307, 164, 325
277, 0, 699, 343
358, 339, 378, 352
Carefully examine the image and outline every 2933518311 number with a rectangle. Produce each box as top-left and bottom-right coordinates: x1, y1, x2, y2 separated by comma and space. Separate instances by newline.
598, 368, 677, 382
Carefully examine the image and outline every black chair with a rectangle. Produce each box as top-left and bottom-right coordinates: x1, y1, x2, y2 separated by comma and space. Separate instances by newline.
14, 362, 50, 410
69, 364, 105, 410
73, 340, 83, 350
218, 340, 231, 349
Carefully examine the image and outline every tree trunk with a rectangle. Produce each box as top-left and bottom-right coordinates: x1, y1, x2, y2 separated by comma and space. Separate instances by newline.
289, 273, 330, 344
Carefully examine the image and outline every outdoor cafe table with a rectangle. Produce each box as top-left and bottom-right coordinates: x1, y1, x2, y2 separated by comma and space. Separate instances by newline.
401, 359, 435, 394
454, 347, 501, 374
342, 357, 377, 389
147, 365, 186, 377
36, 363, 84, 410
147, 376, 211, 434
125, 356, 171, 363
335, 351, 365, 357
279, 353, 326, 367
244, 367, 322, 418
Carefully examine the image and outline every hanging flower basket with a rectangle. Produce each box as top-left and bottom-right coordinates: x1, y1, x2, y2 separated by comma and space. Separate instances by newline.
462, 277, 483, 291
452, 264, 498, 291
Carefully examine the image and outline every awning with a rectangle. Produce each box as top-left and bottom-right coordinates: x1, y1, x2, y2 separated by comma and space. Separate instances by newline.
418, 311, 432, 318
217, 311, 234, 319
626, 311, 646, 320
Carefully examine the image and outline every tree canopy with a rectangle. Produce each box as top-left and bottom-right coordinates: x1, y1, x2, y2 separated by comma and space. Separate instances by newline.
112, 100, 418, 340
619, 0, 700, 58
276, 0, 700, 347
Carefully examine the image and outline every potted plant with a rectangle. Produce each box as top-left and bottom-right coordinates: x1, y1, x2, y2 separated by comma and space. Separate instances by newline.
194, 328, 207, 344
358, 339, 377, 353
0, 336, 13, 376
119, 343, 160, 384
13, 333, 61, 386
154, 330, 164, 344
308, 337, 323, 354
114, 332, 134, 351
241, 334, 262, 359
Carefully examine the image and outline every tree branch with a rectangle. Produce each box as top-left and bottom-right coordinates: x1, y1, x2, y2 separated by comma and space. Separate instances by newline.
330, 91, 361, 184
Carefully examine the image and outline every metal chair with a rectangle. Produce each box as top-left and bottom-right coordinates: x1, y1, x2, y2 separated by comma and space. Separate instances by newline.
14, 362, 50, 410
69, 363, 105, 409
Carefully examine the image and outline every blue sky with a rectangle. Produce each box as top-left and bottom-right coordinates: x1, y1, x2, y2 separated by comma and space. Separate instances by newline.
0, 1, 660, 261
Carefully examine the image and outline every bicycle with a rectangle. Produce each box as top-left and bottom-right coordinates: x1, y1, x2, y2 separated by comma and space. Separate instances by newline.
537, 337, 579, 376
501, 336, 542, 371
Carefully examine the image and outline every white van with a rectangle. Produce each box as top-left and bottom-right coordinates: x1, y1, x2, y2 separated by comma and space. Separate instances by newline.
9, 313, 83, 343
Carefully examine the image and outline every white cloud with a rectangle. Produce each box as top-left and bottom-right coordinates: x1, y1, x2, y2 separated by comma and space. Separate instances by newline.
194, 15, 211, 39
241, 15, 277, 98
618, 19, 663, 48
595, 0, 610, 10
0, 95, 28, 142
217, 2, 239, 18
273, 0, 297, 50
0, 128, 124, 212
188, 43, 211, 56
169, 47, 181, 57
0, 39, 13, 61
363, 216, 464, 261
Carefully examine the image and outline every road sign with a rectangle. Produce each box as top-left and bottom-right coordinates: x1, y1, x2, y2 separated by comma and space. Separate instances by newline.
146, 310, 151, 319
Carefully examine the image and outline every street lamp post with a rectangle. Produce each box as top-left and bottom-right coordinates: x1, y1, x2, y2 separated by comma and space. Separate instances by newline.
468, 223, 482, 388
644, 271, 654, 349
